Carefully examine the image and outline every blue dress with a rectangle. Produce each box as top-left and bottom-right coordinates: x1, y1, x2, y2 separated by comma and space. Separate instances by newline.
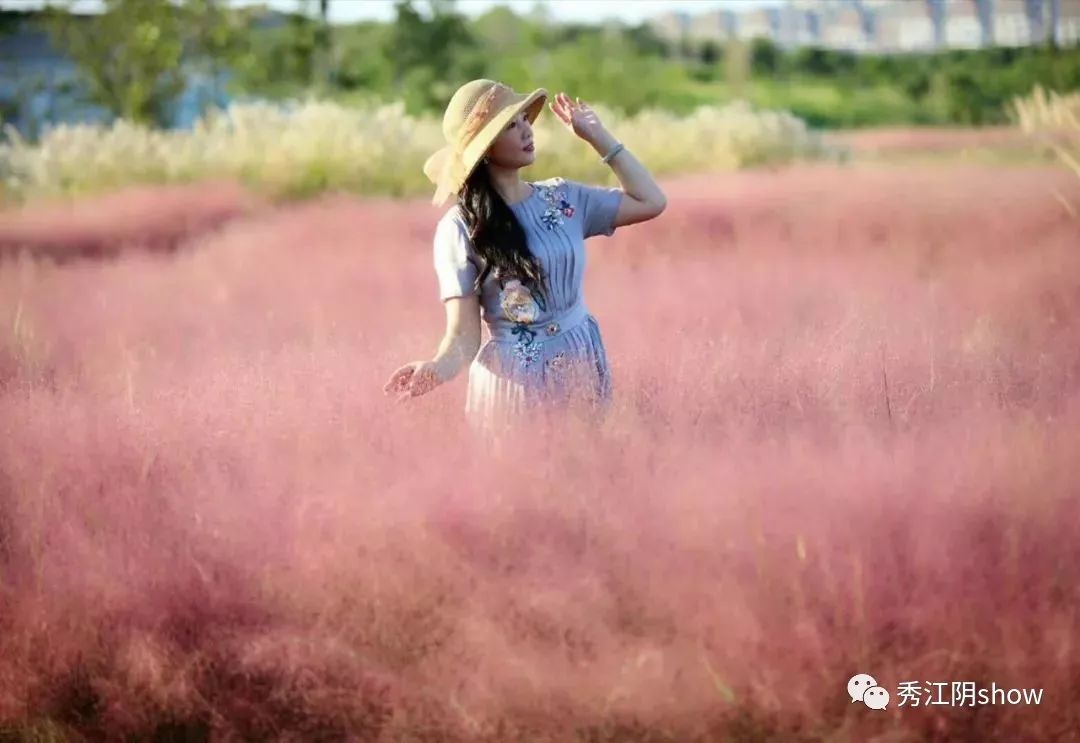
432, 176, 624, 437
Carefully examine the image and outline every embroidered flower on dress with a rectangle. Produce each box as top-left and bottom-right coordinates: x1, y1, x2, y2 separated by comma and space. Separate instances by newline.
537, 182, 575, 231
511, 327, 542, 367
498, 279, 541, 324
498, 279, 544, 369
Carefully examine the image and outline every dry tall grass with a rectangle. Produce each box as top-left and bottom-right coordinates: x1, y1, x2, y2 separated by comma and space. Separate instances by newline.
1012, 85, 1080, 181
0, 98, 831, 206
1011, 85, 1080, 134
1, 163, 1078, 740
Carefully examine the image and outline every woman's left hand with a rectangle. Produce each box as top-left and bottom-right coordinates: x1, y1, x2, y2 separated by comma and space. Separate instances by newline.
549, 92, 608, 146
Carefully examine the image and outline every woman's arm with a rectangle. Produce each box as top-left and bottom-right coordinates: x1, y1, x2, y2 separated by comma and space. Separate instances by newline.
586, 128, 667, 228
431, 294, 482, 383
384, 227, 483, 401
548, 92, 666, 228
384, 295, 479, 401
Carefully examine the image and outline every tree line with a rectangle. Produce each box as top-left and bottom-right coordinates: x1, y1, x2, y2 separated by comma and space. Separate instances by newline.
3, 0, 1077, 130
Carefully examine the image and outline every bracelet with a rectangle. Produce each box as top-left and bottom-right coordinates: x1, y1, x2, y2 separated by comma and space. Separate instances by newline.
601, 142, 625, 165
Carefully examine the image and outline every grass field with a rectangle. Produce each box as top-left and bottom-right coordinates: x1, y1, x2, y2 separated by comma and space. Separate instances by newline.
1, 139, 1078, 739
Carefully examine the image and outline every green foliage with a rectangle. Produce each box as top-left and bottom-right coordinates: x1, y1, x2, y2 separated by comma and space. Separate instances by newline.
382, 0, 475, 113
42, 0, 186, 127
750, 38, 780, 76
333, 22, 394, 93
543, 33, 678, 116
182, 0, 248, 115
37, 0, 249, 126
779, 43, 1080, 126
230, 17, 317, 98
24, 0, 1080, 132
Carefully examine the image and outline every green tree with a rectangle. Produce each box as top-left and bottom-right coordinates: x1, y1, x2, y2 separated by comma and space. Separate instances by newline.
901, 69, 931, 101
622, 22, 668, 58
284, 1, 318, 88
749, 37, 779, 76
545, 31, 681, 115
334, 21, 393, 93
42, 0, 185, 126
470, 5, 531, 82
787, 47, 832, 76
383, 0, 474, 113
699, 40, 721, 67
183, 0, 247, 116
314, 0, 333, 91
944, 70, 987, 124
229, 2, 321, 99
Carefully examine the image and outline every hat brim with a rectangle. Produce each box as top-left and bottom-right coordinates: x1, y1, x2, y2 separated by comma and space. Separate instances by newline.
426, 87, 548, 207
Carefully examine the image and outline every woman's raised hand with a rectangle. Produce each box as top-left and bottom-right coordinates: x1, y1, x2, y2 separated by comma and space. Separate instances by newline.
383, 360, 443, 402
548, 92, 607, 146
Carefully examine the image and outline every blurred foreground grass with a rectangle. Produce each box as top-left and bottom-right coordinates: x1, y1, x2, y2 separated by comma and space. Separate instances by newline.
0, 97, 833, 206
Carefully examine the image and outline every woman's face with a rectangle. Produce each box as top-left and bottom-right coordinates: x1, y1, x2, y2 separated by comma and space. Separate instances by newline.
485, 109, 536, 169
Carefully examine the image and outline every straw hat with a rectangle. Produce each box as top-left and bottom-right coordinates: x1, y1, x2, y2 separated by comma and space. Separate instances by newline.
423, 79, 547, 208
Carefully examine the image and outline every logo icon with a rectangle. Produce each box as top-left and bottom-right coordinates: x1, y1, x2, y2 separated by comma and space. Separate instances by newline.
848, 673, 890, 710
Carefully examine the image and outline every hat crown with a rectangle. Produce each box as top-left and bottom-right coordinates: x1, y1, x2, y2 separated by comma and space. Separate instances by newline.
443, 79, 510, 144
424, 80, 546, 207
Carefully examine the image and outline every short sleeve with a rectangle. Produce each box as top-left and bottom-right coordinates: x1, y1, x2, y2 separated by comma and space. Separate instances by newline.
433, 214, 480, 301
571, 179, 624, 239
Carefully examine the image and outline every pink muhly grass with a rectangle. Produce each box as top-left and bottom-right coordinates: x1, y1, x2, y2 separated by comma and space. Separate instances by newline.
831, 126, 1037, 155
1, 163, 1078, 740
0, 181, 263, 263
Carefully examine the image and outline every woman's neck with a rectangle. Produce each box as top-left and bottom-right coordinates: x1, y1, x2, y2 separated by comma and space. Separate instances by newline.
486, 165, 530, 205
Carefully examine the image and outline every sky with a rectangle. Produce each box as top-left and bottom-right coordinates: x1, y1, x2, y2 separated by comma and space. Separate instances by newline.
0, 0, 786, 26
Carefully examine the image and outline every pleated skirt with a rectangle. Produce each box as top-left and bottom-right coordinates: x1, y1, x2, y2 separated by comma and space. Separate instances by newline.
463, 314, 613, 443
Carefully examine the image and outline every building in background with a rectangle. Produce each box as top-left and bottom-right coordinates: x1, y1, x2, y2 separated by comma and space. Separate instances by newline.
737, 7, 779, 41
649, 0, 1079, 53
993, 0, 1035, 45
1058, 0, 1080, 44
687, 8, 738, 44
648, 9, 693, 45
820, 2, 873, 51
774, 4, 823, 48
1048, 0, 1080, 43
945, 0, 989, 48
872, 0, 940, 52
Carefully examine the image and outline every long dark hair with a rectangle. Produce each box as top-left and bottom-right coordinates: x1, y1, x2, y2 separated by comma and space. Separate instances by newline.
457, 164, 548, 309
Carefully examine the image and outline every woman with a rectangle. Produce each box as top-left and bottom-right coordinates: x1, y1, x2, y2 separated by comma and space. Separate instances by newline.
383, 79, 666, 439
